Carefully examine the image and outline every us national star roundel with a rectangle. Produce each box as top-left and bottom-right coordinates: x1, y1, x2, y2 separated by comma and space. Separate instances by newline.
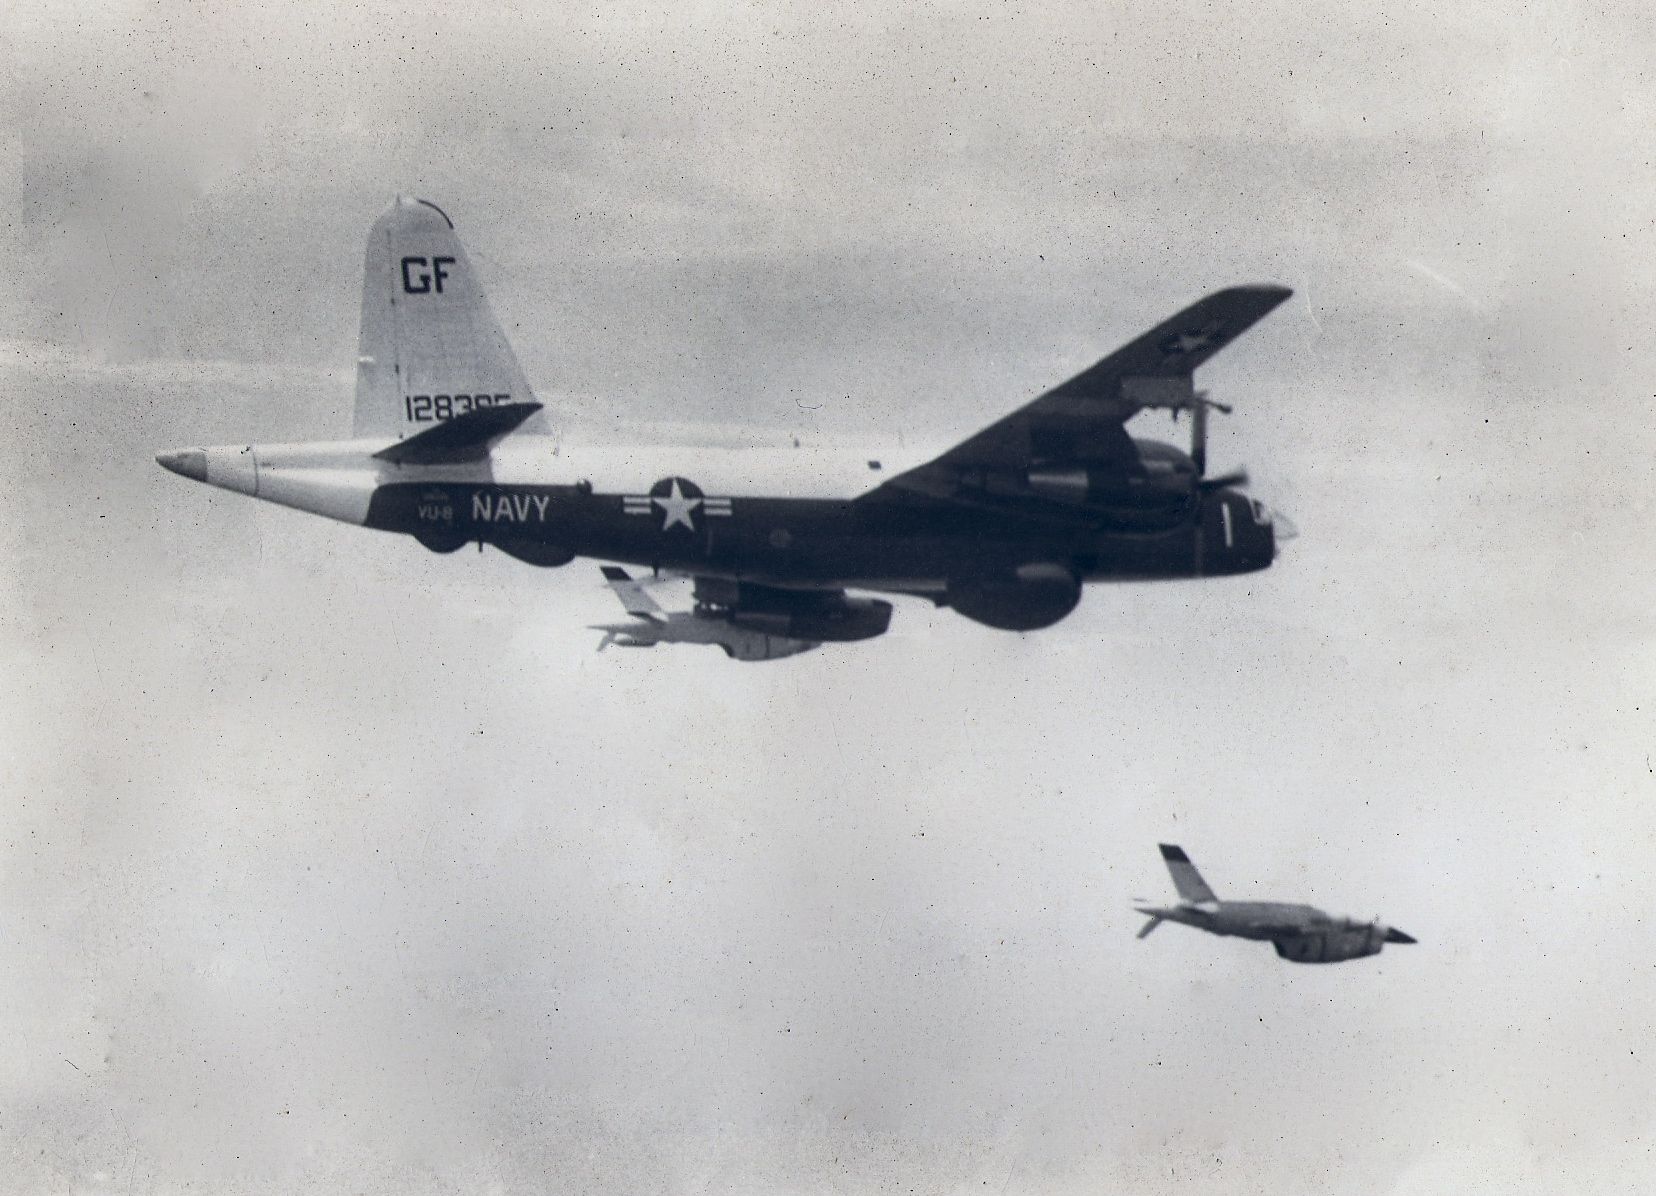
1157, 322, 1232, 358
621, 477, 733, 532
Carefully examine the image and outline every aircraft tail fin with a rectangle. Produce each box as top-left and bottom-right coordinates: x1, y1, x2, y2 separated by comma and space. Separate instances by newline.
1159, 844, 1217, 904
1136, 914, 1165, 939
354, 196, 549, 441
601, 566, 663, 618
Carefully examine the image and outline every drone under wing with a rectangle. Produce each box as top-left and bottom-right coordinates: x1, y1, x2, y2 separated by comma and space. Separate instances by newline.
862, 286, 1292, 502
589, 568, 826, 660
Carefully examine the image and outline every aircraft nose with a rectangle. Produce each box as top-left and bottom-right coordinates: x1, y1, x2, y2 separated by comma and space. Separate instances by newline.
156, 450, 207, 482
1384, 927, 1416, 944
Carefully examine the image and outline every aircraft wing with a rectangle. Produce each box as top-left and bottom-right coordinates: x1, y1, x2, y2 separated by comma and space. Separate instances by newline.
860, 286, 1291, 502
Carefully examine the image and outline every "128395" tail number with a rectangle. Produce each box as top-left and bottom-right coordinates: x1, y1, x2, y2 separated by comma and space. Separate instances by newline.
405, 392, 510, 422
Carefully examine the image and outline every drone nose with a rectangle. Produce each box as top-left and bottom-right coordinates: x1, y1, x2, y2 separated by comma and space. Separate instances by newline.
155, 450, 207, 482
1384, 927, 1416, 945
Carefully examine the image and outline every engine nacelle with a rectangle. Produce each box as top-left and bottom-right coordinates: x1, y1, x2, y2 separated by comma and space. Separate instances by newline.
945, 563, 1081, 631
720, 634, 821, 661
494, 538, 575, 568
415, 529, 468, 554
1272, 923, 1386, 964
1026, 463, 1190, 511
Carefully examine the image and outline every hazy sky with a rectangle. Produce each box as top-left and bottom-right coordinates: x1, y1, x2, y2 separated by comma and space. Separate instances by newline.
4, 2, 1654, 1193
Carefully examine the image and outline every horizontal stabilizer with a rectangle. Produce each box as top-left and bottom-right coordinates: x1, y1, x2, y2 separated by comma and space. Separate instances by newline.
373, 402, 543, 464
590, 625, 658, 650
1136, 915, 1165, 939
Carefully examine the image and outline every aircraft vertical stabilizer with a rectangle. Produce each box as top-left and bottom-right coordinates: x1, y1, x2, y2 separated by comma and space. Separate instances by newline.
1159, 843, 1218, 904
354, 196, 547, 441
600, 566, 665, 618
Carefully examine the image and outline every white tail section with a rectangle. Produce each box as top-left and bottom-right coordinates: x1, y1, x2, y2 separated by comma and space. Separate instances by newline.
354, 197, 549, 440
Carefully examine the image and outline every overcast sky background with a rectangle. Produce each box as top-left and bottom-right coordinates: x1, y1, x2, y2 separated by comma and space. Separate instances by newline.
3, 2, 1654, 1193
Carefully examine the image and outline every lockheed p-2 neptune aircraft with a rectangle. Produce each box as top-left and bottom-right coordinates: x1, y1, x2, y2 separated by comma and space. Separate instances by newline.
157, 197, 1295, 658
1136, 845, 1416, 964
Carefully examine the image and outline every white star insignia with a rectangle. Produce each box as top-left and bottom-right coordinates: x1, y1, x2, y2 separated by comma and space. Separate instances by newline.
653, 479, 702, 531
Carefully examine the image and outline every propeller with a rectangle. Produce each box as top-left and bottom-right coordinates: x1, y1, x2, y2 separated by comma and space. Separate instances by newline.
1198, 469, 1249, 492
1173, 391, 1245, 493
1187, 391, 1231, 479
1176, 392, 1300, 553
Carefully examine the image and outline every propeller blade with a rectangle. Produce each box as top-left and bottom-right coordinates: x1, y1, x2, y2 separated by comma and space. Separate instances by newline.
1191, 394, 1208, 477
1186, 391, 1252, 492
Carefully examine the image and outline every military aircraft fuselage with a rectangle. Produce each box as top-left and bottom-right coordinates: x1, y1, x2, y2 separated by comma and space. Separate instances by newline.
1142, 901, 1414, 964
164, 431, 1277, 636
1154, 901, 1347, 941
358, 447, 1274, 593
